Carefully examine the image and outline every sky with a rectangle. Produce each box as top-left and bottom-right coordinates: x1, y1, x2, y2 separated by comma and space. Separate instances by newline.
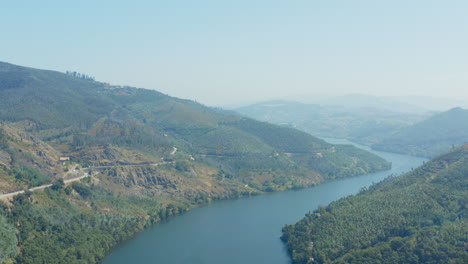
1, 0, 468, 106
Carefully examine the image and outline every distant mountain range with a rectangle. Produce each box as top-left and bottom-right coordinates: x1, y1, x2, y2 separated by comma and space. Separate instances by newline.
0, 61, 390, 263
237, 100, 468, 158
278, 93, 468, 113
373, 107, 468, 157
313, 94, 428, 113
236, 100, 429, 145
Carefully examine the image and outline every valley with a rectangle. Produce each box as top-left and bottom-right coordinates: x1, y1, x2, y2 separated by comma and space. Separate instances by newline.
0, 62, 390, 263
2, 2, 467, 264
101, 138, 426, 264
237, 100, 468, 158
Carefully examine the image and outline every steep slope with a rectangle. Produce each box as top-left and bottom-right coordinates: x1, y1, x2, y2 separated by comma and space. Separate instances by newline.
0, 123, 66, 192
373, 107, 468, 157
282, 146, 468, 264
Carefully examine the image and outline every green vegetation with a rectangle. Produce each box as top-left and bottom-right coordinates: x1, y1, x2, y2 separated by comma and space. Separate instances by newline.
0, 128, 8, 150
0, 210, 16, 263
3, 189, 157, 264
281, 147, 468, 264
0, 163, 256, 264
372, 107, 468, 157
11, 165, 50, 187
0, 61, 392, 263
0, 61, 390, 189
295, 145, 391, 180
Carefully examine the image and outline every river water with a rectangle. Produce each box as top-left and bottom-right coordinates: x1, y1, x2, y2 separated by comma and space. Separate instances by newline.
102, 138, 427, 264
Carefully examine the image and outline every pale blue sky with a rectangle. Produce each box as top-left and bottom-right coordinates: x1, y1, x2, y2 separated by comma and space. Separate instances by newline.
2, 0, 468, 106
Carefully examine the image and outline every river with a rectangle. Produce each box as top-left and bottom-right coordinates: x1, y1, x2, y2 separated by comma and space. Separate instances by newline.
102, 138, 427, 264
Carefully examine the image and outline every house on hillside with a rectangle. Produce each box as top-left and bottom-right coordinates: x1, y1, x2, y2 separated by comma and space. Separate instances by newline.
59, 157, 70, 163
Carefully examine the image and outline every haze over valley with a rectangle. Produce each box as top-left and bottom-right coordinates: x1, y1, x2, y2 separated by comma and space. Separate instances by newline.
1, 1, 467, 264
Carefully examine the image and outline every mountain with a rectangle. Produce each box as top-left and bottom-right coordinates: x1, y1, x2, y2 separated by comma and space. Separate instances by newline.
393, 96, 468, 112
236, 100, 468, 158
316, 94, 428, 113
0, 61, 390, 263
236, 100, 428, 145
373, 107, 468, 157
281, 146, 468, 264
280, 94, 467, 113
0, 62, 392, 187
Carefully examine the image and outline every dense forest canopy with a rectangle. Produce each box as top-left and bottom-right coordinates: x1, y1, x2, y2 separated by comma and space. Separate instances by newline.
282, 146, 468, 264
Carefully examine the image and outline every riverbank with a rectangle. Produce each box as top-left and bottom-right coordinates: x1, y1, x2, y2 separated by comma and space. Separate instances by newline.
282, 145, 466, 263
102, 139, 426, 264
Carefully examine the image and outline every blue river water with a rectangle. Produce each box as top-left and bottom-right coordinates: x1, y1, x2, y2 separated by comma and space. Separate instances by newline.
102, 138, 427, 264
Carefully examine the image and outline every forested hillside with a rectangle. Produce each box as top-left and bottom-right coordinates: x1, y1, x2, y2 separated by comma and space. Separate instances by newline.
0, 61, 390, 263
0, 62, 390, 189
372, 107, 468, 157
281, 146, 468, 264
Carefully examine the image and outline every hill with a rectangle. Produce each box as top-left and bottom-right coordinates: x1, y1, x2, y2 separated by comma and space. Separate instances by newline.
236, 100, 468, 158
236, 100, 427, 145
315, 94, 426, 113
373, 107, 468, 157
281, 146, 468, 264
0, 62, 391, 190
0, 61, 390, 263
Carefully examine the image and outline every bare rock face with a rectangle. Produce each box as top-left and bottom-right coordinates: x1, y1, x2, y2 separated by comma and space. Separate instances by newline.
106, 166, 180, 189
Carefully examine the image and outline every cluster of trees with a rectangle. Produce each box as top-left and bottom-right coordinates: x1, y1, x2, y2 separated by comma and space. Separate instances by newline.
71, 117, 172, 156
0, 177, 191, 264
10, 165, 50, 187
0, 126, 53, 188
0, 211, 16, 263
65, 71, 95, 81
0, 127, 8, 150
297, 145, 392, 180
281, 148, 468, 264
6, 190, 147, 264
226, 118, 329, 153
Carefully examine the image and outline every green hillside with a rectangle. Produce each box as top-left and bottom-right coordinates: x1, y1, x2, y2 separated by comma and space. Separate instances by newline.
372, 107, 468, 157
0, 61, 390, 189
0, 61, 391, 263
281, 146, 468, 264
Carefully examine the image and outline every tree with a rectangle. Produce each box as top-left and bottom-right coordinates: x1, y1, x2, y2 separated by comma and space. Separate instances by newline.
51, 178, 65, 191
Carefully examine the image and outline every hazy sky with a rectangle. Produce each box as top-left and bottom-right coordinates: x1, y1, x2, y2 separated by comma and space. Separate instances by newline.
2, 0, 468, 106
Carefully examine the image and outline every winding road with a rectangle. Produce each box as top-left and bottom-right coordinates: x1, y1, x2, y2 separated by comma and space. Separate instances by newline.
0, 161, 172, 200
0, 174, 90, 199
